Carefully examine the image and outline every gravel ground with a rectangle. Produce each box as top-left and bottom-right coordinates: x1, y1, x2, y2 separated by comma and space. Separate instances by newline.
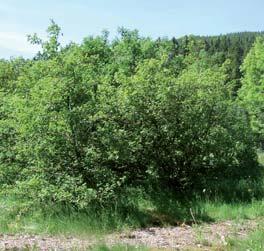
107, 219, 258, 250
0, 219, 258, 250
0, 234, 94, 250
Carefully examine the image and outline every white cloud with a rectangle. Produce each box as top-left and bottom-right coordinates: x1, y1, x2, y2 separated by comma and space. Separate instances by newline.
0, 31, 40, 55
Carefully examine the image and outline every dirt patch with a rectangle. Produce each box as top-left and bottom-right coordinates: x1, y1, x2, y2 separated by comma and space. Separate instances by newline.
0, 219, 259, 250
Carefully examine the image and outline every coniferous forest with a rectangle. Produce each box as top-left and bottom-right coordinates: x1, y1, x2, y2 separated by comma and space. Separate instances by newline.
1, 21, 264, 250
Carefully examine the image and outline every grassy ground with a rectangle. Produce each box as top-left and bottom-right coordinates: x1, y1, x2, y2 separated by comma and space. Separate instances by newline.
219, 151, 264, 251
226, 228, 264, 251
1, 191, 264, 236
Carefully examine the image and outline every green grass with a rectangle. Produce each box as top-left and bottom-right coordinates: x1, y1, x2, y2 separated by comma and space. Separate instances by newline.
1, 187, 264, 236
226, 227, 264, 250
196, 199, 264, 221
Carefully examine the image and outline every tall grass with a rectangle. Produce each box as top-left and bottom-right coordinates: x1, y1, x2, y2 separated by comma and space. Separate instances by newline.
1, 183, 264, 236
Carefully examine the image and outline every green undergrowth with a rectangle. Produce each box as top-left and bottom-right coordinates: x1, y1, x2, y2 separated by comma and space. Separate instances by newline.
1, 178, 264, 237
0, 152, 263, 236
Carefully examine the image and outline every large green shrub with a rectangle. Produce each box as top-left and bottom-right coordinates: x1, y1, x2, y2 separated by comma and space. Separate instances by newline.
0, 22, 259, 208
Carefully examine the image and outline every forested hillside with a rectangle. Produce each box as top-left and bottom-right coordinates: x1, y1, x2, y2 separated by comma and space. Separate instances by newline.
0, 21, 263, 211
177, 31, 264, 93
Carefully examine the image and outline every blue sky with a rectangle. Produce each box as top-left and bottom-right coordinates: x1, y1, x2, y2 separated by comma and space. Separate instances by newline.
0, 0, 263, 58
